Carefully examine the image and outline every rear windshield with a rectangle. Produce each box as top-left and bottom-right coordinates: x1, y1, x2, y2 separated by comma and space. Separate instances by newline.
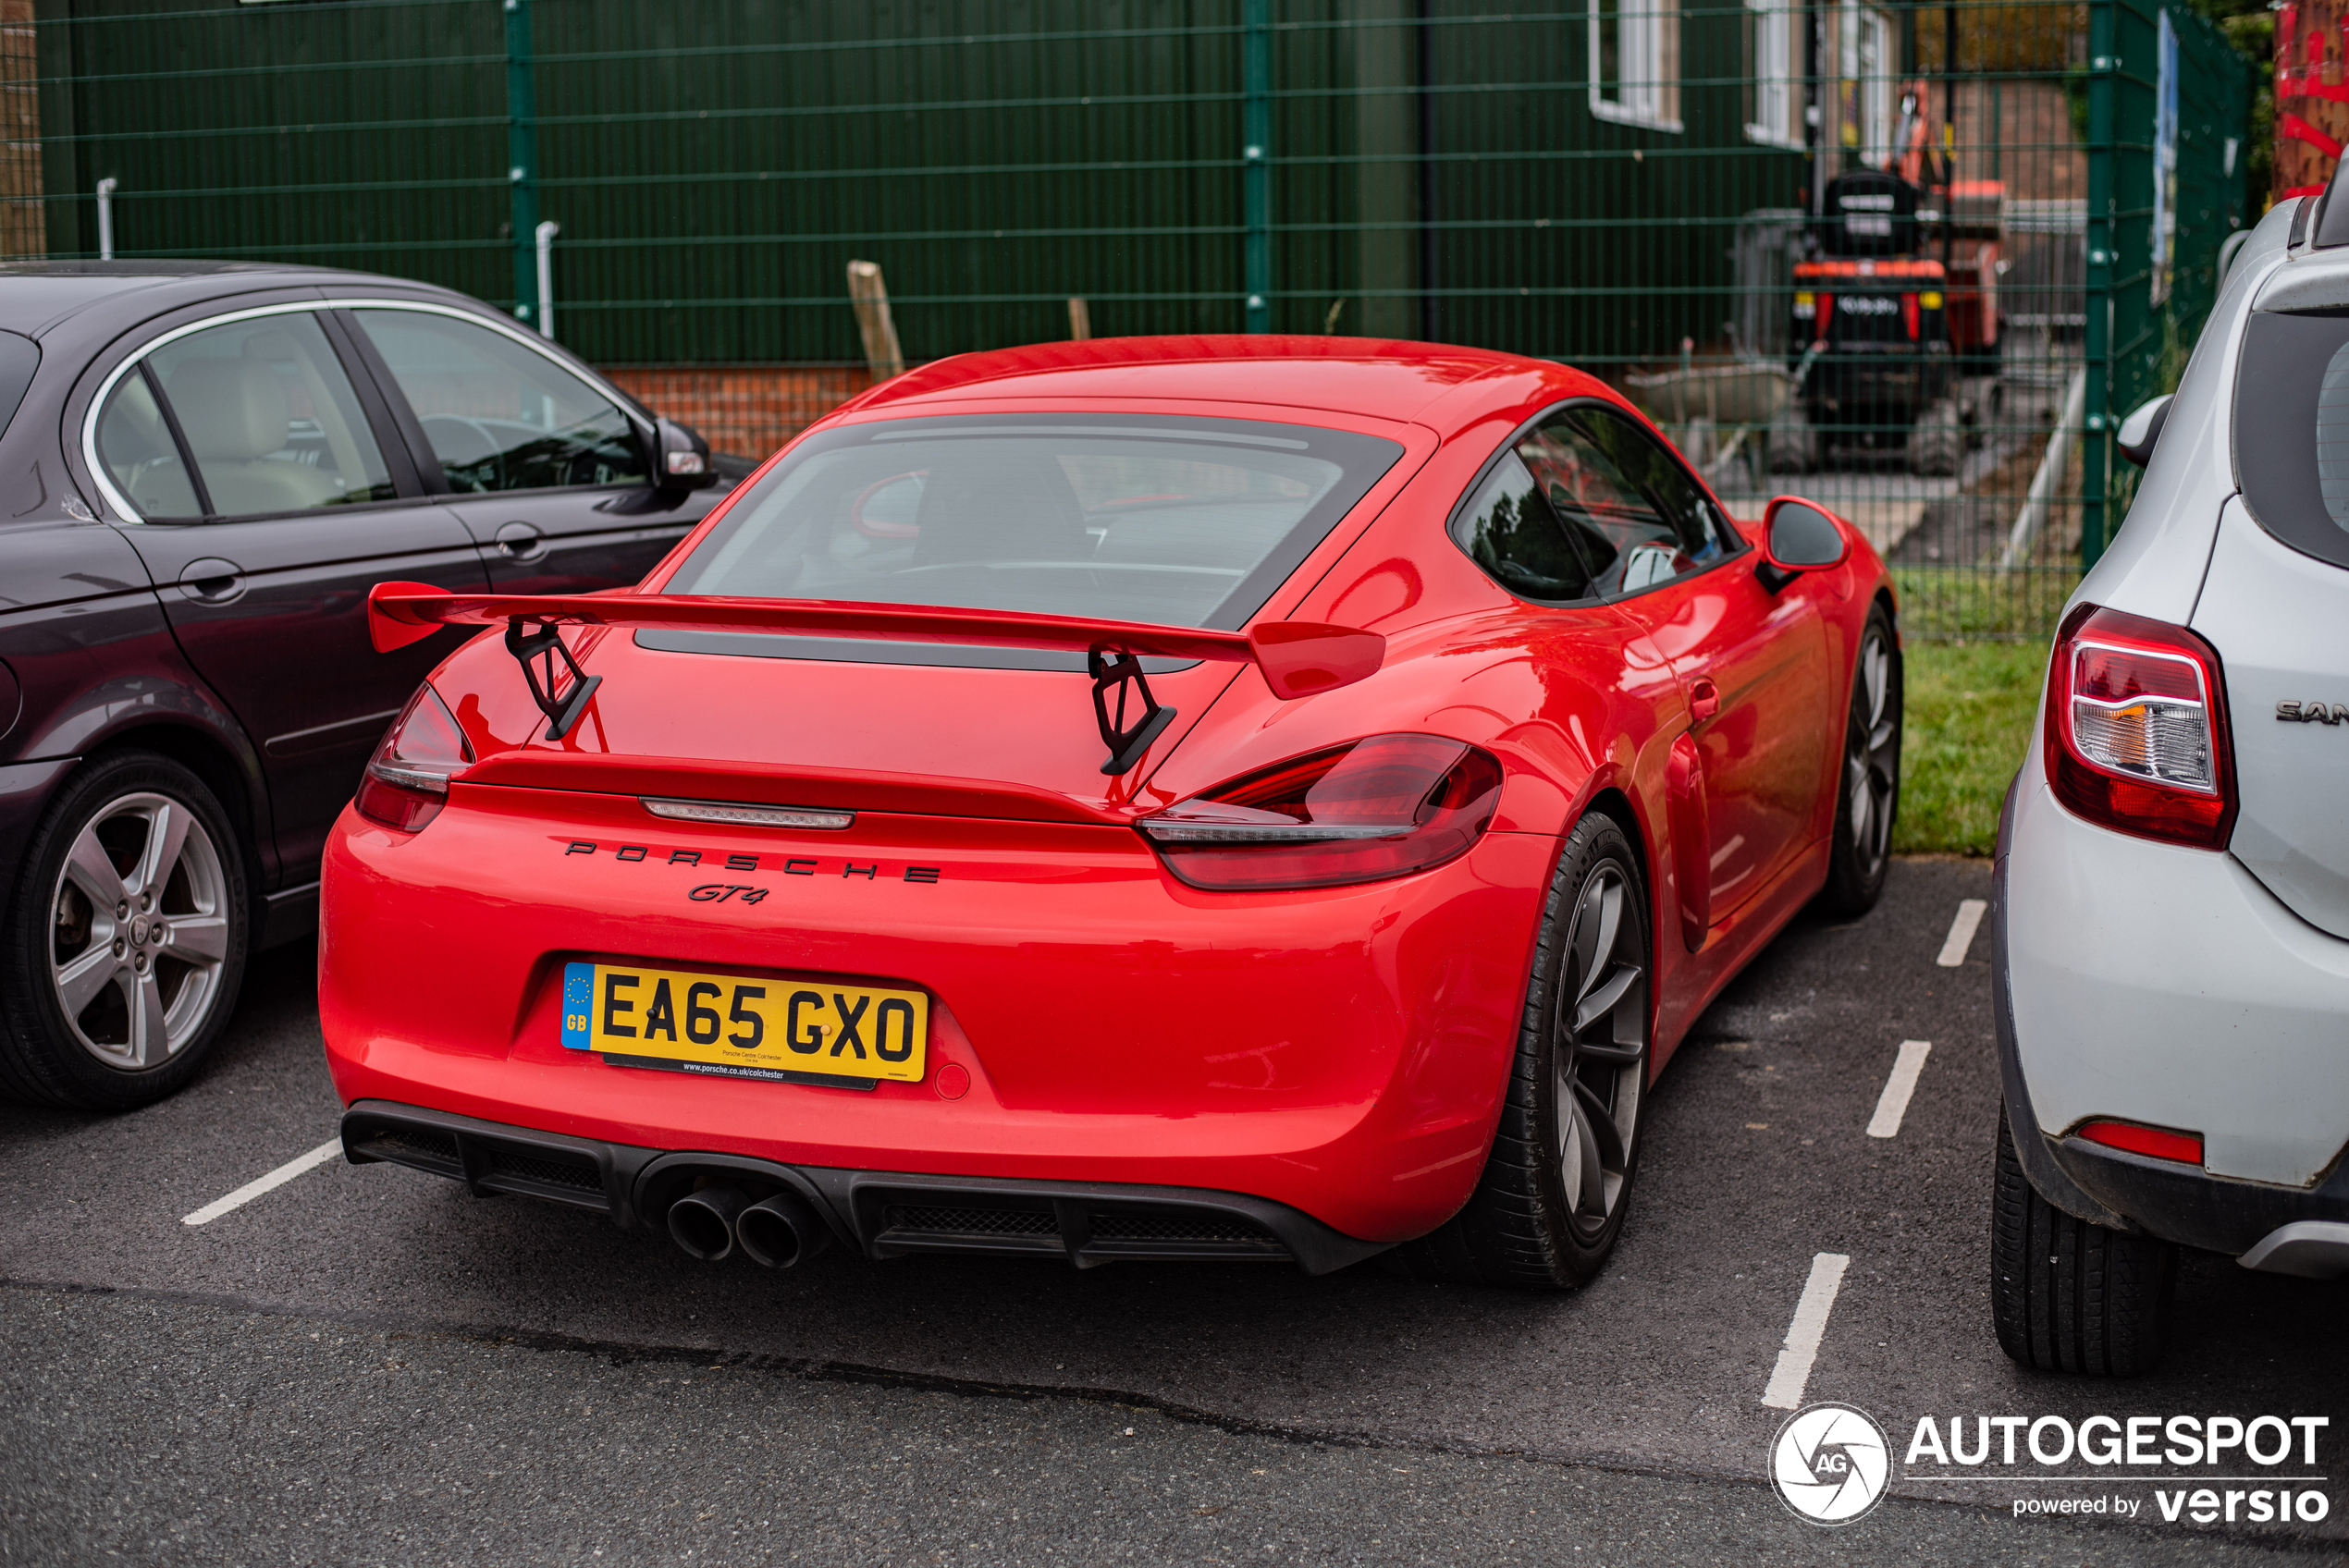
2237, 311, 2349, 570
654, 412, 1403, 668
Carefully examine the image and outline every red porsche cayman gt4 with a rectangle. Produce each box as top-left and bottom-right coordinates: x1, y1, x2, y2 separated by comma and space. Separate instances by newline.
320, 336, 1900, 1288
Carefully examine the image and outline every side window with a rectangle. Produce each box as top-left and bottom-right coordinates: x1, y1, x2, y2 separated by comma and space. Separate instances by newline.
1449, 451, 1595, 603
127, 312, 398, 520
94, 369, 202, 520
352, 310, 647, 494
1453, 404, 1734, 604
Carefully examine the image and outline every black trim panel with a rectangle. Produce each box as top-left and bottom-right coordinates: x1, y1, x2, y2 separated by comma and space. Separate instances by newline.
339, 1098, 1394, 1274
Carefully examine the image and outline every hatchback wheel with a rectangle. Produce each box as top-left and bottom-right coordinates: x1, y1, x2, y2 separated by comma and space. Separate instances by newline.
1395, 812, 1651, 1289
1818, 604, 1901, 915
1991, 1108, 2175, 1376
0, 752, 250, 1109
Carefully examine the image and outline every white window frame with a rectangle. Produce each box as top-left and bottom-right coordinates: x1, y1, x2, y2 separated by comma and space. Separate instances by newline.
1839, 3, 1896, 170
1589, 0, 1682, 135
1743, 0, 1804, 151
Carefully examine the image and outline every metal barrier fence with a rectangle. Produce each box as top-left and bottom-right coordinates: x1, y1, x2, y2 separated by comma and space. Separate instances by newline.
27, 0, 2257, 636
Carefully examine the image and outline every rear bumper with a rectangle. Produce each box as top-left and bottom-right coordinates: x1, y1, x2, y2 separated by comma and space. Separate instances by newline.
319, 786, 1558, 1243
1996, 770, 2349, 1268
341, 1097, 1391, 1274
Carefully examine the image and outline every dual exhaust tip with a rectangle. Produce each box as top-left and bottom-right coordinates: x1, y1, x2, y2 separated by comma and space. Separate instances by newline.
666, 1184, 833, 1268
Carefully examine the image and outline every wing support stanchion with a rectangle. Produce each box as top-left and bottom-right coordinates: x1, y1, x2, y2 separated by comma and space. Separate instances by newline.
1089, 645, 1177, 776
506, 617, 602, 741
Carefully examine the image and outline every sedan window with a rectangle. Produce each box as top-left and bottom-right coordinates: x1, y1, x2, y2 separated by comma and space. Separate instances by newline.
352, 310, 646, 494
105, 312, 398, 521
94, 369, 202, 520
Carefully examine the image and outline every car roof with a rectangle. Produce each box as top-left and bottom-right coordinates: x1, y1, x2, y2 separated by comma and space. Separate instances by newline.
0, 261, 474, 338
850, 335, 1541, 425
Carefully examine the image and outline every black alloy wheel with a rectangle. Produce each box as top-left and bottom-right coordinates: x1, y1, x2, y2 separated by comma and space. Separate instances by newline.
0, 751, 251, 1109
1819, 603, 1901, 915
1392, 811, 1652, 1289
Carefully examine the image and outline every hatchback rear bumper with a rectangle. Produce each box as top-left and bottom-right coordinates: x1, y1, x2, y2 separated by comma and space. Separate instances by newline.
1997, 771, 2349, 1266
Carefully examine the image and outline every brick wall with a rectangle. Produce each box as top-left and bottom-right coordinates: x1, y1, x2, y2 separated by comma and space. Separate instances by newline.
0, 0, 42, 260
603, 364, 881, 461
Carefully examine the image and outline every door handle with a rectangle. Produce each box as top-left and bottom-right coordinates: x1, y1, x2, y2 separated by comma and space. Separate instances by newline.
495, 521, 547, 561
179, 557, 245, 604
1689, 676, 1720, 722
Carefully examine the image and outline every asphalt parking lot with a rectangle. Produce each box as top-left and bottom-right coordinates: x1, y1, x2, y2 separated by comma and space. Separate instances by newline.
4, 857, 2343, 1565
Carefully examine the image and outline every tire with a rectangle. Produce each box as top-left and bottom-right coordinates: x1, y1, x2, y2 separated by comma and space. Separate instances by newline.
1909, 398, 1964, 476
1392, 812, 1652, 1289
1816, 603, 1901, 917
1991, 1107, 2176, 1376
0, 750, 251, 1109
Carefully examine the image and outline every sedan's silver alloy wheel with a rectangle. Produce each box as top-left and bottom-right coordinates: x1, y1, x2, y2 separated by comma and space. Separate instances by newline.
1845, 626, 1898, 878
1554, 862, 1649, 1240
48, 791, 232, 1069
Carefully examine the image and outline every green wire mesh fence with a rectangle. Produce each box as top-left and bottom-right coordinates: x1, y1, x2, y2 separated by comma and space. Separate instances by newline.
24, 0, 2257, 637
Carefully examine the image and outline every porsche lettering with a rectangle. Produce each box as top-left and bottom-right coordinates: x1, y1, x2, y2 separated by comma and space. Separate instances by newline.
560, 840, 941, 881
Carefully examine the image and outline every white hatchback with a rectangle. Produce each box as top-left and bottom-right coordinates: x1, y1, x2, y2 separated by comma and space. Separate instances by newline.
1996, 176, 2349, 1375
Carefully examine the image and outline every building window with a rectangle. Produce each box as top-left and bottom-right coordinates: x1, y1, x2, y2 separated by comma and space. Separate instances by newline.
1590, 0, 1681, 133
1839, 4, 1896, 169
1743, 0, 1804, 150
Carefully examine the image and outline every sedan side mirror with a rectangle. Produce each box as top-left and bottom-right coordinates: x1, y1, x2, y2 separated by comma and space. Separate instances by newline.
2116, 393, 2173, 469
653, 417, 717, 492
1755, 496, 1850, 593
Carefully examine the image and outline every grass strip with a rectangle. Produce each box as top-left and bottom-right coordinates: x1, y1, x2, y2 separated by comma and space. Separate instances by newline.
1893, 637, 2049, 856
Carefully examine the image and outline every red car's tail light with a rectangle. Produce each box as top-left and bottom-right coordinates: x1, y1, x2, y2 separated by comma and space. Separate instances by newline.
2044, 603, 2235, 849
2074, 1119, 2204, 1167
1138, 734, 1502, 890
355, 685, 473, 833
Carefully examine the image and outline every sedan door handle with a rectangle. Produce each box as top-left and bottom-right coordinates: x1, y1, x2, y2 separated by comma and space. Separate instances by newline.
1689, 676, 1720, 722
179, 557, 246, 605
495, 521, 547, 561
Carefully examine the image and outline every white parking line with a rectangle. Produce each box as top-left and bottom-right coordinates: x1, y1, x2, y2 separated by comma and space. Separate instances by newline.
181, 1138, 343, 1227
1937, 899, 1987, 967
1761, 1252, 1851, 1410
1866, 1040, 1934, 1139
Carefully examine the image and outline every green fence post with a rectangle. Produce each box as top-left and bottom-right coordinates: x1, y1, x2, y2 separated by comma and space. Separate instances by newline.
505, 0, 541, 327
1242, 0, 1271, 333
2080, 0, 2116, 568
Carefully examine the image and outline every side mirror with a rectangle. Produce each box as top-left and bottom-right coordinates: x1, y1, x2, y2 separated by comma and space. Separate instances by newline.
653, 417, 717, 492
1755, 496, 1849, 593
2116, 394, 2173, 469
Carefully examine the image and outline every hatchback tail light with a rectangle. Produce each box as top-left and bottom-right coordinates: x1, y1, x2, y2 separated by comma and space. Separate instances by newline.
1137, 734, 1502, 891
2044, 603, 2235, 849
354, 685, 473, 833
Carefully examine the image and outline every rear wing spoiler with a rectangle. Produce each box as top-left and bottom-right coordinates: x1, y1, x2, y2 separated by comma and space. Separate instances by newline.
365, 582, 1384, 776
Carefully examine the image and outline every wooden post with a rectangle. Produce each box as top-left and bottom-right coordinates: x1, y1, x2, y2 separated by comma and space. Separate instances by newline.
1067, 297, 1091, 340
847, 260, 904, 380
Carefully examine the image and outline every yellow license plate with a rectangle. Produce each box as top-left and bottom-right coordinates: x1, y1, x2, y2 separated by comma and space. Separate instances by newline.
560, 962, 927, 1087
